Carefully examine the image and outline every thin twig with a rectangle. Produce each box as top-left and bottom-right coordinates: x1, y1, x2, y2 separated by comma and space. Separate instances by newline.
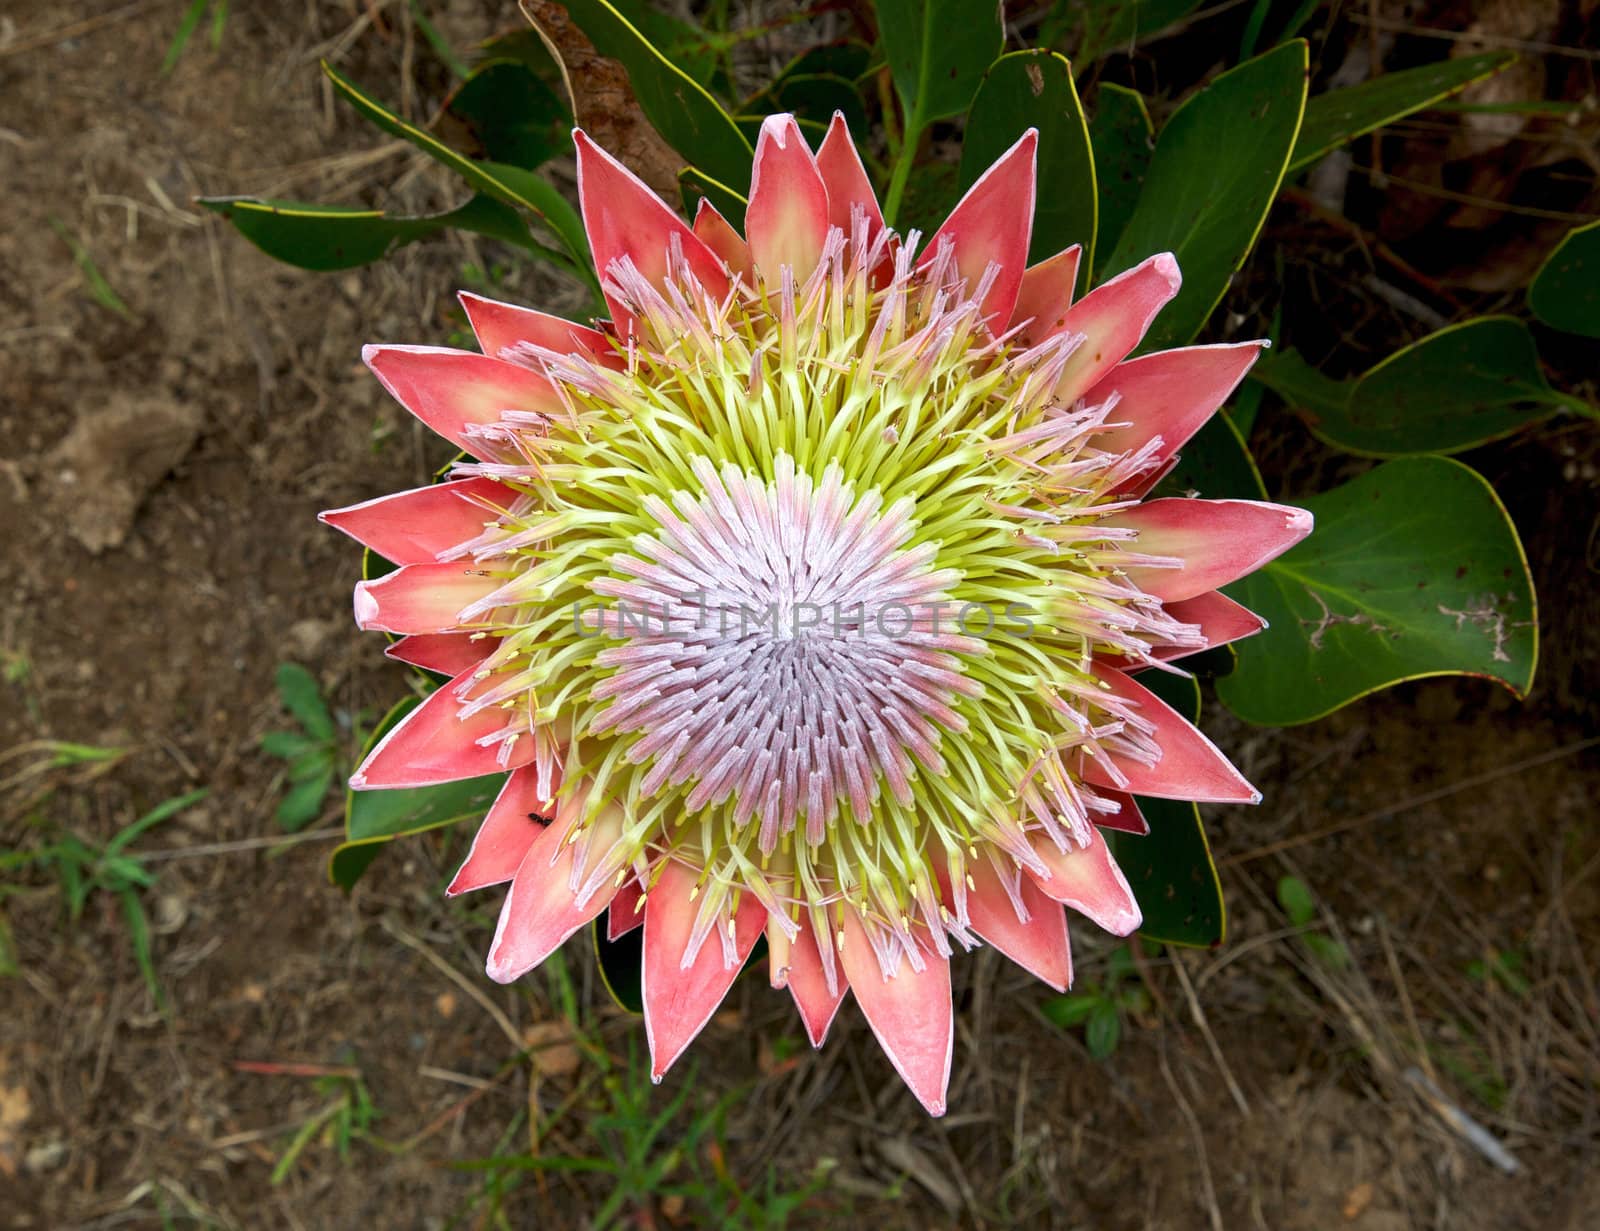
0, 0, 159, 58
141, 827, 345, 862
1158, 1041, 1225, 1231
380, 916, 523, 1049
1172, 954, 1250, 1117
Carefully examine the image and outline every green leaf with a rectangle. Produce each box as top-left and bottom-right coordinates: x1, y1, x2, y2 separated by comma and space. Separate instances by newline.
1041, 991, 1102, 1028
678, 167, 749, 231
344, 701, 502, 845
606, 0, 723, 89
1529, 219, 1600, 338
197, 194, 531, 273
1085, 1000, 1121, 1059
437, 60, 569, 169
261, 729, 317, 760
1046, 0, 1205, 65
745, 73, 868, 145
1106, 41, 1308, 350
1089, 83, 1153, 279
1304, 934, 1351, 969
1275, 874, 1316, 926
321, 62, 590, 271
961, 51, 1097, 280
592, 917, 644, 1014
285, 747, 335, 783
768, 41, 873, 87
1290, 52, 1517, 172
1218, 457, 1538, 725
275, 662, 335, 740
1255, 317, 1578, 457
1110, 796, 1225, 948
162, 0, 211, 75
555, 0, 752, 190
277, 766, 334, 833
877, 0, 1002, 133
106, 789, 208, 859
120, 890, 167, 1014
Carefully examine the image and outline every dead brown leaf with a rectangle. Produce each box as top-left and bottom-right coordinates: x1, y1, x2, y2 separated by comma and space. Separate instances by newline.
520, 0, 685, 201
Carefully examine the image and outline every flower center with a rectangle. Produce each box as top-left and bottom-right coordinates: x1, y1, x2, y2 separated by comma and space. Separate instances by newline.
586, 452, 980, 852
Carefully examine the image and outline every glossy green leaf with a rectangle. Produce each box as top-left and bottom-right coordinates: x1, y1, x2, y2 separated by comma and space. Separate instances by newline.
1106, 41, 1308, 349
197, 195, 528, 272
768, 41, 873, 87
1111, 795, 1226, 949
606, 0, 722, 88
322, 62, 590, 272
1290, 52, 1516, 172
961, 51, 1097, 278
1041, 991, 1101, 1028
1045, 0, 1205, 65
877, 0, 1002, 131
331, 696, 501, 888
677, 167, 748, 230
593, 918, 643, 1014
438, 60, 569, 169
1254, 317, 1579, 456
1529, 219, 1600, 337
1088, 83, 1153, 279
744, 73, 868, 145
556, 0, 752, 190
1218, 457, 1538, 725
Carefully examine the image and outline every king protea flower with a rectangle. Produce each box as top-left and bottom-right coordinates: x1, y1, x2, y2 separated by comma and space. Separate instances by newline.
321, 114, 1311, 1114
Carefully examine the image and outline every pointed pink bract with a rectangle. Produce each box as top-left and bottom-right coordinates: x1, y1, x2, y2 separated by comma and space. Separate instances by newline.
1010, 244, 1082, 343
745, 114, 830, 284
1051, 253, 1182, 404
448, 767, 553, 896
960, 856, 1074, 992
363, 345, 560, 457
691, 199, 753, 281
782, 915, 849, 1047
837, 911, 953, 1116
1087, 342, 1263, 492
1092, 789, 1149, 836
1155, 591, 1267, 659
385, 633, 498, 678
1109, 497, 1313, 602
816, 111, 885, 242
1026, 825, 1142, 936
351, 665, 535, 789
1084, 666, 1260, 804
319, 478, 510, 565
920, 130, 1037, 330
351, 563, 499, 635
607, 877, 645, 941
575, 130, 729, 334
643, 860, 766, 1080
486, 802, 622, 984
458, 291, 614, 365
